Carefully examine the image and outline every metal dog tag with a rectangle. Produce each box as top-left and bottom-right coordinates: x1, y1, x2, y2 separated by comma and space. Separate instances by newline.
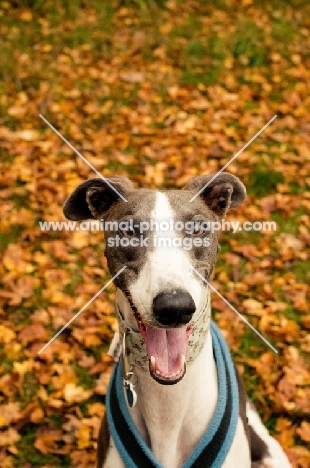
123, 379, 137, 408
122, 328, 138, 408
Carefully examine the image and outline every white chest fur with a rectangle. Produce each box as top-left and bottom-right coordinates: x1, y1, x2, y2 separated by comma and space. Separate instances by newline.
103, 333, 251, 468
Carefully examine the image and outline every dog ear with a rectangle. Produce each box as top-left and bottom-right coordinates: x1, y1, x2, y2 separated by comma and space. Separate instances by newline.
185, 173, 246, 218
63, 177, 133, 220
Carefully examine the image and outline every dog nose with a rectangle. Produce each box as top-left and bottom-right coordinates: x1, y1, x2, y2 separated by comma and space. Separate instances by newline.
153, 289, 196, 327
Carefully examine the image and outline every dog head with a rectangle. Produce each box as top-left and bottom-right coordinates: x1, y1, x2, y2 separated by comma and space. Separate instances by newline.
64, 174, 246, 384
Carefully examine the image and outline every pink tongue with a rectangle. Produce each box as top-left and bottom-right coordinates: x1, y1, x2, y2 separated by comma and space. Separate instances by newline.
145, 326, 188, 374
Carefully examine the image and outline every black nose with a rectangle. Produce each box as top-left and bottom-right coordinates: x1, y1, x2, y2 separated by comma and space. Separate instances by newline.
153, 289, 196, 327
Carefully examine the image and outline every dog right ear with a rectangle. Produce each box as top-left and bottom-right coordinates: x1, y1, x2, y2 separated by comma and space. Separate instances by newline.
185, 172, 246, 218
63, 177, 133, 220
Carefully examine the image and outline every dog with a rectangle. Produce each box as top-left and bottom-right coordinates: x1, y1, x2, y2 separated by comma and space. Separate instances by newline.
63, 173, 291, 468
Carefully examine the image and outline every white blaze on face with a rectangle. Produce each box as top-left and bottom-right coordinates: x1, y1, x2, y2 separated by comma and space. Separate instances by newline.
130, 192, 207, 322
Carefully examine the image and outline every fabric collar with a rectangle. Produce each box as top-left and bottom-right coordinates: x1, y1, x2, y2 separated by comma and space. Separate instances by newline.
106, 321, 239, 468
115, 289, 211, 371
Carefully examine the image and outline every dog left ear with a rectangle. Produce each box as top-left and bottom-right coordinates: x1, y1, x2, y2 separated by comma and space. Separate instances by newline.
185, 173, 246, 218
63, 176, 133, 220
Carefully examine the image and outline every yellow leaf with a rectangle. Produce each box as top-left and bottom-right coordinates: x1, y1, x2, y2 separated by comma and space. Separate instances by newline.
63, 383, 92, 404
76, 423, 91, 449
0, 428, 20, 447
13, 360, 33, 376
20, 10, 33, 21
0, 325, 16, 344
243, 299, 264, 316
16, 129, 39, 141
296, 422, 310, 443
42, 44, 52, 52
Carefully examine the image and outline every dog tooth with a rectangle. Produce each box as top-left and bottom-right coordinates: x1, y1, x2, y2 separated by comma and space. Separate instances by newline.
181, 355, 186, 367
154, 369, 184, 379
150, 356, 156, 368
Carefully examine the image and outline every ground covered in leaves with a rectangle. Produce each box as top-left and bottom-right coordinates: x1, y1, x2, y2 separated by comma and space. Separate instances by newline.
0, 0, 309, 466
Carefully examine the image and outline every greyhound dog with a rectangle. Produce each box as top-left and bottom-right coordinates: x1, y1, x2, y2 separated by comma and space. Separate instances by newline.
63, 173, 291, 468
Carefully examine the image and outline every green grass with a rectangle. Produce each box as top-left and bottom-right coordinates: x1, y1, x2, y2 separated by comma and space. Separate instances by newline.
181, 69, 223, 86
289, 182, 306, 194
81, 393, 107, 416
248, 167, 284, 197
0, 345, 14, 373
15, 425, 71, 467
292, 259, 310, 283
19, 373, 40, 409
281, 303, 302, 325
177, 28, 227, 86
231, 22, 269, 67
264, 414, 278, 433
215, 255, 248, 288
170, 15, 202, 41
271, 14, 298, 46
185, 40, 205, 59
73, 363, 96, 389
271, 207, 306, 236
62, 273, 83, 295
88, 344, 105, 361
244, 101, 256, 110
226, 227, 266, 248
241, 365, 261, 401
0, 226, 24, 253
49, 413, 65, 429
237, 328, 266, 358
166, 8, 300, 87
7, 305, 34, 327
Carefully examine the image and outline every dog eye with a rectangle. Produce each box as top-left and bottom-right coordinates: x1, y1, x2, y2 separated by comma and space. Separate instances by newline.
119, 227, 138, 238
189, 222, 207, 237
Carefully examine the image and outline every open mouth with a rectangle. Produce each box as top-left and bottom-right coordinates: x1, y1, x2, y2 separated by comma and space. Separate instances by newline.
138, 319, 191, 385
123, 288, 192, 385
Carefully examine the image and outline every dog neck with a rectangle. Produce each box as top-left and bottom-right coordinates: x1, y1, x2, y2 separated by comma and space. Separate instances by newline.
113, 289, 219, 467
